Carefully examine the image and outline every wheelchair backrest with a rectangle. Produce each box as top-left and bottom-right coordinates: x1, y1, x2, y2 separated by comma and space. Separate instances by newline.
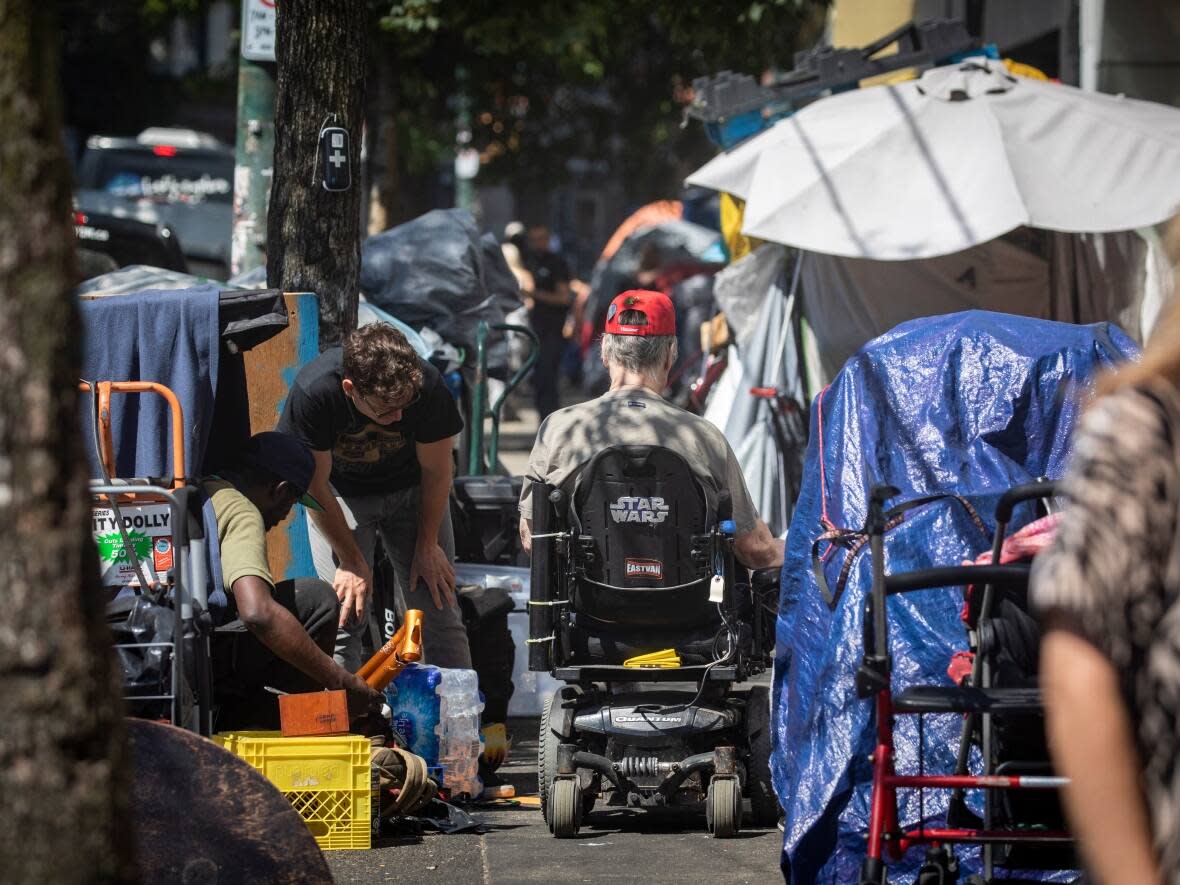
568, 445, 714, 627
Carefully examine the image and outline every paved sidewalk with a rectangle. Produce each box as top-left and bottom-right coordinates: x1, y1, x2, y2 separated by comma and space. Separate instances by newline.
326, 717, 784, 885
325, 382, 785, 883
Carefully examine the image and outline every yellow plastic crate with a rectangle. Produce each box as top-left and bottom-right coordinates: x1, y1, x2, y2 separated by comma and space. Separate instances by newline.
214, 730, 374, 851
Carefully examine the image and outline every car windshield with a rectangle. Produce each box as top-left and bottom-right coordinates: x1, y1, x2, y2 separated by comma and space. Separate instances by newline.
82, 149, 233, 205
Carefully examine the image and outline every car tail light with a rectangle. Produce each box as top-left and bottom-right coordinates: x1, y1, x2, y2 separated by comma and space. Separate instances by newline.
74, 211, 87, 225
152, 145, 178, 157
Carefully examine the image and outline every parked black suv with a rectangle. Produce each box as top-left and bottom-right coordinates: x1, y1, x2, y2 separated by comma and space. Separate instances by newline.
74, 208, 189, 274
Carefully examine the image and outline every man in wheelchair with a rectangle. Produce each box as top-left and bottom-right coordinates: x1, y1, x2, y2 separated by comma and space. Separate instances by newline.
518, 288, 782, 571
518, 290, 784, 838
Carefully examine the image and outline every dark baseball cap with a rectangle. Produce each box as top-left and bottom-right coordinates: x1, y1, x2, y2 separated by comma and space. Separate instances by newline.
240, 432, 323, 511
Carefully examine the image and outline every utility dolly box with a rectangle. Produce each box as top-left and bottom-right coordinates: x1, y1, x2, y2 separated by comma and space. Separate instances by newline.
214, 731, 375, 850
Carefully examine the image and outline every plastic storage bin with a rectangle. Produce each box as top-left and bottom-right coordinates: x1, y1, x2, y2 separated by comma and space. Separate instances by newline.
214, 730, 374, 851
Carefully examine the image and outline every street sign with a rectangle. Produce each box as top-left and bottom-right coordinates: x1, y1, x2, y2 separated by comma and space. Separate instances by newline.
242, 0, 277, 63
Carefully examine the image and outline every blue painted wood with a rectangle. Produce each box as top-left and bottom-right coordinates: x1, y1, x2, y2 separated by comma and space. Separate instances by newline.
280, 293, 319, 581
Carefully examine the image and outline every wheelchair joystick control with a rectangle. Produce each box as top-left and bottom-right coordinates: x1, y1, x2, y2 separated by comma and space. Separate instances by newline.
719, 519, 736, 536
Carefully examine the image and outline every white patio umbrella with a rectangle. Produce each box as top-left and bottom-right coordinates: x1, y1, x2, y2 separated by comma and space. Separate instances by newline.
687, 59, 1180, 260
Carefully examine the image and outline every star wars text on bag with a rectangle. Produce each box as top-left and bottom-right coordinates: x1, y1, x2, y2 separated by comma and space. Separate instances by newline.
92, 503, 174, 586
609, 496, 670, 524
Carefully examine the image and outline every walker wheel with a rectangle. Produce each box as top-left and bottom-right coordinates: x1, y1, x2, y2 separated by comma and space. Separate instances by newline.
706, 776, 742, 838
549, 777, 581, 838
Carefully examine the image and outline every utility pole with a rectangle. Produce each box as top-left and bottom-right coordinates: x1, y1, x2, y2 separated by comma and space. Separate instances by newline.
232, 0, 278, 278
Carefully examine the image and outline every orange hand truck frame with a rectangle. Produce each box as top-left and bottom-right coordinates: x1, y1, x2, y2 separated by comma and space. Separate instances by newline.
82, 379, 213, 735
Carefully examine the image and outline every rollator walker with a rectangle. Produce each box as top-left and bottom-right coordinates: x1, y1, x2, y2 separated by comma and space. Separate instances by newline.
857, 482, 1075, 884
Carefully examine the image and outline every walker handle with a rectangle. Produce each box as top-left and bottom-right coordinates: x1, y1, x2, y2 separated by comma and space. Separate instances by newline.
995, 480, 1058, 525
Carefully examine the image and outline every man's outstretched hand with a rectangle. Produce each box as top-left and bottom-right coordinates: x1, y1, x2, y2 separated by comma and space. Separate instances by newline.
334, 560, 373, 628
410, 541, 456, 610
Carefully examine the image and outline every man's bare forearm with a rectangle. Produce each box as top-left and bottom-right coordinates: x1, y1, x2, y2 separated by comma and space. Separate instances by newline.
415, 438, 454, 545
417, 465, 450, 544
520, 516, 532, 554
236, 577, 345, 688
308, 487, 365, 567
735, 520, 784, 569
1041, 626, 1163, 885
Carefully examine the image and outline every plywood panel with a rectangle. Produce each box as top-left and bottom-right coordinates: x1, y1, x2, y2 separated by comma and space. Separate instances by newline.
243, 292, 320, 581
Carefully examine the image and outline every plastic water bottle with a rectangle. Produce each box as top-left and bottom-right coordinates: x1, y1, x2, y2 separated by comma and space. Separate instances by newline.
385, 664, 484, 797
436, 667, 484, 798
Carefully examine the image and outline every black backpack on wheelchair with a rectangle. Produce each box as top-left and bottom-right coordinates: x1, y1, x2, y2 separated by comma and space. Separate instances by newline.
527, 444, 780, 838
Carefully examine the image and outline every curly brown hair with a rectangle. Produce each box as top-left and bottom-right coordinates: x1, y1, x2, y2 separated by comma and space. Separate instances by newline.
342, 323, 423, 402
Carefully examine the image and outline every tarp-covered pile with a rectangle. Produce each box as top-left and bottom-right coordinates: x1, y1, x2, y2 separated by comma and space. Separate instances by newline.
773, 311, 1135, 882
360, 208, 521, 371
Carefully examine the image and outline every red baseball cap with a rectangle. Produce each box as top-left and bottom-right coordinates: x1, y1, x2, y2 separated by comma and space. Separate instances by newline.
604, 289, 676, 337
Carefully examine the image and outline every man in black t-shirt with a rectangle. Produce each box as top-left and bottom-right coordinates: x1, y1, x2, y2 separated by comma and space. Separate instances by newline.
277, 323, 471, 672
525, 224, 571, 420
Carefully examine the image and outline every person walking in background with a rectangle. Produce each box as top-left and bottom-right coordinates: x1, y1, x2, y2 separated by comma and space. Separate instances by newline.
524, 223, 571, 421
1032, 262, 1180, 884
500, 240, 534, 305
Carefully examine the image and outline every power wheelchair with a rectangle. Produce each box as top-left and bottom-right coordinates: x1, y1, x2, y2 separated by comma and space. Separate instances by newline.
527, 444, 780, 838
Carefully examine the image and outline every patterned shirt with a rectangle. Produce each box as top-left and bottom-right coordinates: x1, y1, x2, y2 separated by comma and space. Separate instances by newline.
1031, 380, 1180, 878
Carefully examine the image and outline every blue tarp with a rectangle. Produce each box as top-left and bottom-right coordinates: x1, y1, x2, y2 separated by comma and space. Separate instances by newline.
79, 285, 221, 480
773, 311, 1136, 883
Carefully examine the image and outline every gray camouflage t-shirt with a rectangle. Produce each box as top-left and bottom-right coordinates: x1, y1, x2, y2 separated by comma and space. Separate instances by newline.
518, 386, 759, 535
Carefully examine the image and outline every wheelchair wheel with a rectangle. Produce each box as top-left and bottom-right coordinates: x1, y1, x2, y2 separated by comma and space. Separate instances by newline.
540, 688, 594, 824
549, 777, 582, 838
706, 776, 742, 838
538, 689, 561, 823
744, 686, 780, 827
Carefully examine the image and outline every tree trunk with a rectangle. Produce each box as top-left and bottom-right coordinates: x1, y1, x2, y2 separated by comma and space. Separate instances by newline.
268, 0, 369, 348
368, 43, 401, 234
0, 1, 136, 882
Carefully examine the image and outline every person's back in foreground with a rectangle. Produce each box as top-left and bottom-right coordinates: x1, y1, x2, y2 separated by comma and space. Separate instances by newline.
1033, 258, 1180, 884
519, 288, 782, 570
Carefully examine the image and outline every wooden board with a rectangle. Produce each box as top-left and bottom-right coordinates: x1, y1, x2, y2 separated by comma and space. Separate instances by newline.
242, 292, 320, 581
279, 690, 350, 737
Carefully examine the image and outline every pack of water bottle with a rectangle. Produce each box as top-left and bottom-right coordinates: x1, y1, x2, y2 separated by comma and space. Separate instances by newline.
384, 663, 484, 798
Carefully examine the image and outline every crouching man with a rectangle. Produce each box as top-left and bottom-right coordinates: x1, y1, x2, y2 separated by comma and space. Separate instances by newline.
519, 289, 783, 570
208, 432, 381, 729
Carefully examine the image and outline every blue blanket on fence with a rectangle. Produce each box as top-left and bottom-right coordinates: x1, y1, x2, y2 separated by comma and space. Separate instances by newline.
79, 285, 221, 481
774, 310, 1135, 883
